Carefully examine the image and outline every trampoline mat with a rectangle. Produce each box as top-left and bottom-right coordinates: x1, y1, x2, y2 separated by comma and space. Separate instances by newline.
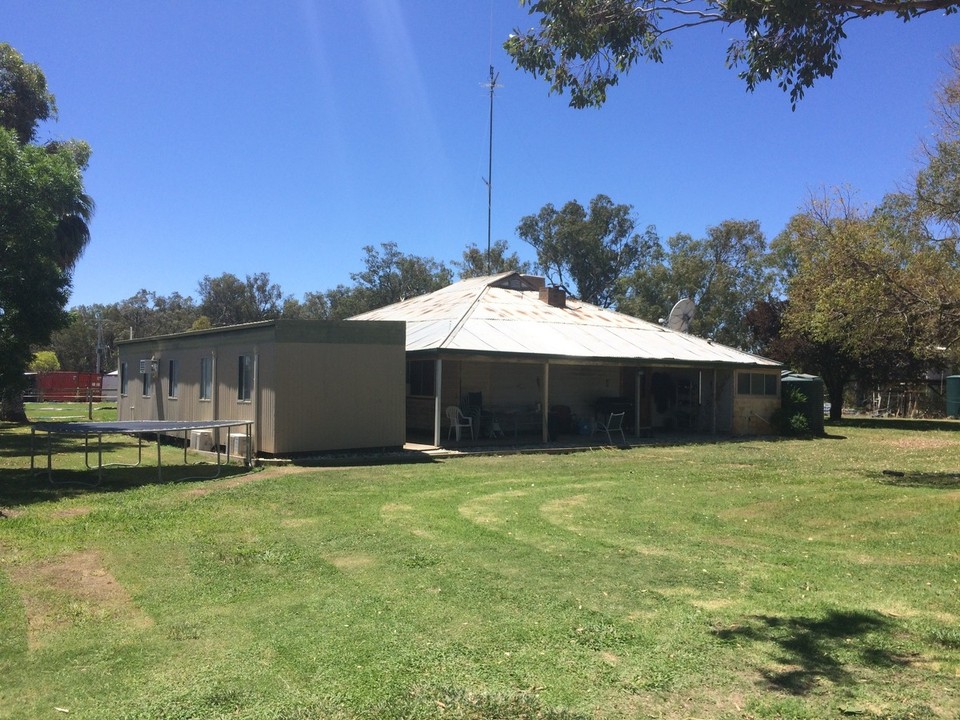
33, 420, 248, 435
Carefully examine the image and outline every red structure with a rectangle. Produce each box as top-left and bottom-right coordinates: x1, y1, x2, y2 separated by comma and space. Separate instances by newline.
23, 372, 103, 402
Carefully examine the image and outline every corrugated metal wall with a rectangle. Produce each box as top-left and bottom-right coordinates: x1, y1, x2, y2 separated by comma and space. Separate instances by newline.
117, 320, 405, 455
272, 341, 405, 454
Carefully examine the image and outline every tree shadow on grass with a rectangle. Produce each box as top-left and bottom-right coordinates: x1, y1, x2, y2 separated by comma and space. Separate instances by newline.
0, 427, 253, 508
712, 609, 910, 695
829, 418, 960, 432
0, 463, 255, 509
876, 470, 960, 489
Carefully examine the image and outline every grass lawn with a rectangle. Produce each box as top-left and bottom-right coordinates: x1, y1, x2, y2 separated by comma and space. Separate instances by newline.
0, 409, 958, 719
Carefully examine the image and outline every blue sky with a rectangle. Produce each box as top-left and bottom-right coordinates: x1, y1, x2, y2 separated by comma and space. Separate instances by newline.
7, 1, 960, 309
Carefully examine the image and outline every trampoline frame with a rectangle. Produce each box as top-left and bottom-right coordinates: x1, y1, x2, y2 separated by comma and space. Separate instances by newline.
30, 420, 254, 485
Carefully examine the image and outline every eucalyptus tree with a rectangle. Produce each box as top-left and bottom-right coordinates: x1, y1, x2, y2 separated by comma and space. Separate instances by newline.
454, 239, 532, 279
618, 220, 772, 348
332, 242, 453, 318
506, 0, 959, 109
197, 272, 283, 327
517, 194, 658, 308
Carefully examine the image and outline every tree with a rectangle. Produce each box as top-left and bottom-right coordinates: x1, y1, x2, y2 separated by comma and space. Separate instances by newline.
197, 272, 283, 327
619, 219, 773, 347
505, 0, 959, 109
770, 189, 958, 418
916, 45, 960, 235
281, 291, 331, 320
330, 243, 453, 319
745, 296, 860, 420
0, 43, 56, 144
49, 308, 101, 372
29, 350, 60, 373
453, 239, 532, 279
516, 194, 658, 307
0, 44, 93, 421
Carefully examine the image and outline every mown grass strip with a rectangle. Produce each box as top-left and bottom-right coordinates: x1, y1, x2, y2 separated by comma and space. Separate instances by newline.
0, 418, 958, 719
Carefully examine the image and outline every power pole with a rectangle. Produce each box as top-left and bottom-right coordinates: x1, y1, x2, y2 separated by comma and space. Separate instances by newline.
95, 311, 105, 375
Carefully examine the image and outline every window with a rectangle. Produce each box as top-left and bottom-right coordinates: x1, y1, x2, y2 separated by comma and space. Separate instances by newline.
238, 355, 253, 401
142, 369, 151, 398
200, 357, 213, 401
407, 359, 435, 396
120, 362, 128, 396
167, 359, 179, 399
738, 371, 778, 396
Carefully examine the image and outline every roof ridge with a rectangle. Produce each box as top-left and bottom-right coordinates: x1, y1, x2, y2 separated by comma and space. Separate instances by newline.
436, 278, 494, 349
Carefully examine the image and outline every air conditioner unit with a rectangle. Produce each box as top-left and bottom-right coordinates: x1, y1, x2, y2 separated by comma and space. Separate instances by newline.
139, 359, 157, 375
190, 430, 214, 452
230, 433, 249, 457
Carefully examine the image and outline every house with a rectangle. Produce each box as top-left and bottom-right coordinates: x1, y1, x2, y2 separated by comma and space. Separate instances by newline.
350, 272, 782, 444
116, 319, 406, 456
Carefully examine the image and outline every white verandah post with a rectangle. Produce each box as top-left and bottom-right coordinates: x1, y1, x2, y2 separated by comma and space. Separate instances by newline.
433, 358, 443, 448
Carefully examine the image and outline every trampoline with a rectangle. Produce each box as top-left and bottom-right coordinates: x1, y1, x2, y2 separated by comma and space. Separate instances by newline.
30, 419, 254, 485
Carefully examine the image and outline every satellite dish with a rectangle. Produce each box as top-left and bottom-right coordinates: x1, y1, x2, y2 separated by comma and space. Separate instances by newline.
666, 298, 696, 333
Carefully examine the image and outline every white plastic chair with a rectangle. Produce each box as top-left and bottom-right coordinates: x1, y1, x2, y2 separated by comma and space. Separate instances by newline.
595, 411, 626, 445
446, 406, 474, 441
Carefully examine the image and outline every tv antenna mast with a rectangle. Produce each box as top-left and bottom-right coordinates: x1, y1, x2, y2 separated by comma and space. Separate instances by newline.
481, 65, 501, 275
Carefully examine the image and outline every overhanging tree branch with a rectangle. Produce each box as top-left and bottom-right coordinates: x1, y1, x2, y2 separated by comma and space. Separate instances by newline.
507, 0, 960, 108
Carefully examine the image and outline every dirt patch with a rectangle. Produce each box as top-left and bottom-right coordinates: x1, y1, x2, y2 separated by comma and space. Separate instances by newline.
10, 549, 152, 650
326, 554, 375, 572
718, 500, 783, 521
179, 466, 299, 498
49, 506, 93, 520
458, 489, 530, 525
381, 502, 414, 515
890, 437, 960, 451
540, 493, 589, 518
0, 506, 23, 519
279, 517, 317, 528
600, 650, 620, 665
692, 598, 736, 610
631, 545, 671, 557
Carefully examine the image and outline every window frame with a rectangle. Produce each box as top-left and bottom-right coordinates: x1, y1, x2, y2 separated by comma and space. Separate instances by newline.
199, 356, 213, 401
167, 359, 179, 399
237, 355, 253, 402
407, 359, 436, 397
737, 371, 779, 397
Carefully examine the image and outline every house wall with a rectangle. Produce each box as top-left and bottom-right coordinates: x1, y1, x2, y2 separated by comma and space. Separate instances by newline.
549, 364, 621, 423
118, 329, 269, 446
407, 353, 781, 442
731, 369, 780, 435
272, 340, 405, 453
118, 320, 405, 455
459, 359, 544, 411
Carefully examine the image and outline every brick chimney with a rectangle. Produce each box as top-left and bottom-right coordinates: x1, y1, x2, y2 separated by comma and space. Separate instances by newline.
539, 286, 566, 309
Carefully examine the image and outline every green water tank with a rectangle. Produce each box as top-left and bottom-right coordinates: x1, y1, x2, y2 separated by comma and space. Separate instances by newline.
780, 372, 825, 435
947, 376, 960, 418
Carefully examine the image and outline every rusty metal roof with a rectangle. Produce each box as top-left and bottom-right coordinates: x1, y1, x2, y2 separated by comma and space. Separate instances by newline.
351, 273, 780, 368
